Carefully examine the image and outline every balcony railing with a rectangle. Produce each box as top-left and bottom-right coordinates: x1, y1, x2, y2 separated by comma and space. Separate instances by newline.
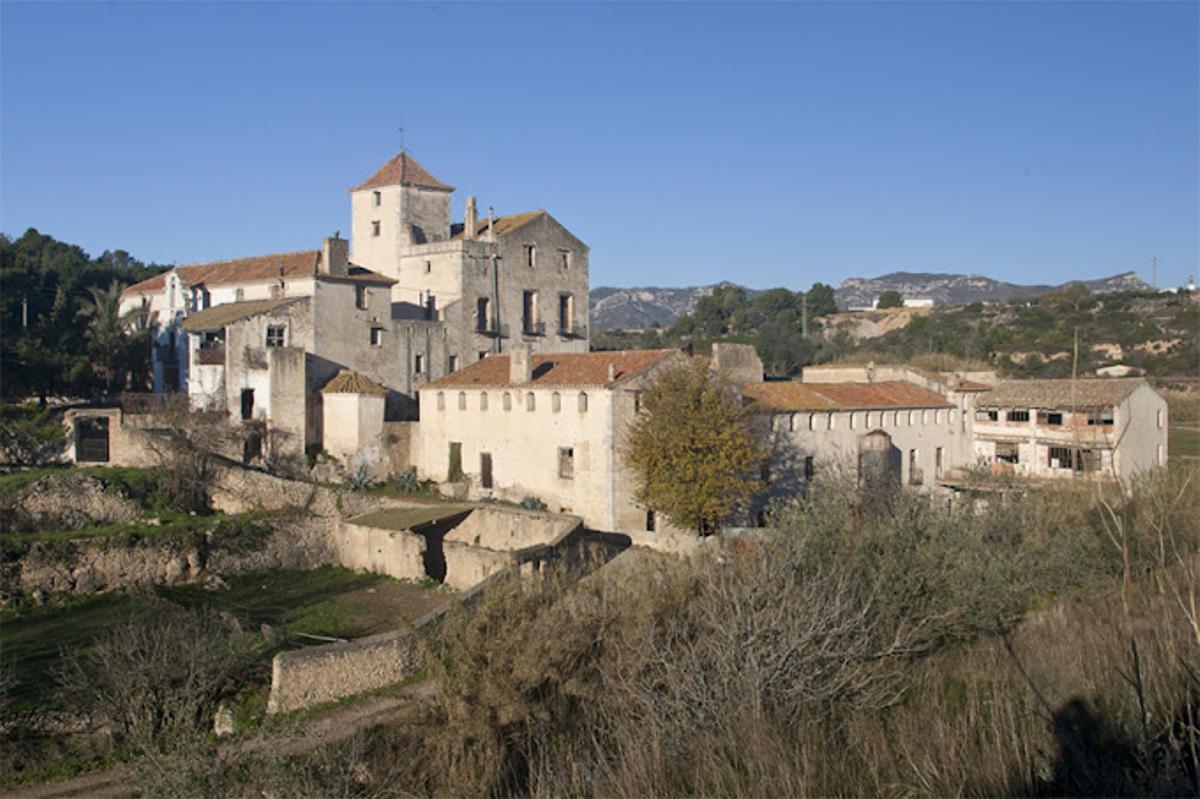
557, 324, 587, 339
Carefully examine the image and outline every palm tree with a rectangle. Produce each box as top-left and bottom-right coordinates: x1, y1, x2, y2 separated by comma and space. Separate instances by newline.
78, 281, 146, 396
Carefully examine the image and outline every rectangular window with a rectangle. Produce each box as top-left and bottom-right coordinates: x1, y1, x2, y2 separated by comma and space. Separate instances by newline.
1157, 409, 1165, 429
1008, 409, 1030, 422
448, 355, 458, 372
476, 297, 491, 333
560, 249, 571, 271
1048, 446, 1074, 469
240, 388, 255, 421
977, 409, 999, 422
558, 446, 574, 479
265, 325, 286, 348
525, 244, 536, 268
559, 293, 573, 335
1087, 409, 1114, 426
804, 456, 815, 481
908, 449, 922, 485
646, 509, 656, 532
522, 290, 539, 335
1039, 411, 1064, 426
355, 285, 368, 310
996, 442, 1020, 464
425, 260, 432, 273
935, 447, 943, 479
371, 220, 381, 237
414, 353, 424, 375
480, 453, 493, 489
370, 326, 383, 347
373, 190, 381, 207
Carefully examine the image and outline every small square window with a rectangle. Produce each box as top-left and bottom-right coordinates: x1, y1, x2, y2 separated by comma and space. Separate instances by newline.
370, 326, 383, 347
266, 325, 286, 348
372, 220, 381, 237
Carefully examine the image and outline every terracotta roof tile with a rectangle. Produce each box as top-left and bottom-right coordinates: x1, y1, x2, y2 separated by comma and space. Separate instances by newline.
180, 298, 306, 332
742, 381, 954, 412
977, 378, 1146, 410
122, 250, 322, 296
427, 349, 682, 389
451, 210, 544, 240
121, 251, 393, 297
321, 369, 388, 395
351, 151, 453, 193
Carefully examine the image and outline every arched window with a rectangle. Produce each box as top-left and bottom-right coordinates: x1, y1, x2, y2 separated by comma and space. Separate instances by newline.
526, 392, 536, 411
808, 413, 817, 431
827, 413, 835, 431
436, 391, 445, 410
458, 392, 467, 410
922, 410, 929, 425
577, 392, 588, 412
503, 392, 512, 411
849, 412, 857, 430
479, 392, 489, 411
552, 392, 561, 413
894, 411, 901, 426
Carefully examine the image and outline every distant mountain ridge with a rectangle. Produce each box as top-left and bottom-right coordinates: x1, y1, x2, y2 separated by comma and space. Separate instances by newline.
588, 271, 1150, 330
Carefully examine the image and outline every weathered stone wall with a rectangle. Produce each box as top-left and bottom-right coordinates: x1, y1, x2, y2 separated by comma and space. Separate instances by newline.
334, 520, 427, 581
11, 474, 142, 530
267, 626, 424, 714
3, 517, 334, 596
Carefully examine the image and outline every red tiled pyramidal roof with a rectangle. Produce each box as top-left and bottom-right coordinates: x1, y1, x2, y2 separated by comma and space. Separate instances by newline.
428, 349, 682, 389
742, 381, 954, 411
121, 250, 323, 297
321, 369, 388, 395
351, 151, 453, 193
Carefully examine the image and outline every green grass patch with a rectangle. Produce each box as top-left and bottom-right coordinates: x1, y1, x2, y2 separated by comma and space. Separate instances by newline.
0, 465, 162, 506
158, 566, 394, 641
1170, 424, 1200, 462
0, 592, 159, 712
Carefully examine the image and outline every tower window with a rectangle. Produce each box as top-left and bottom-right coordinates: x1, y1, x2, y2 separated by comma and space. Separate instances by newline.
414, 354, 424, 375
355, 285, 368, 310
373, 190, 381, 206
371, 220, 381, 237
525, 244, 536, 268
425, 260, 432, 273
560, 249, 571, 271
369, 326, 383, 347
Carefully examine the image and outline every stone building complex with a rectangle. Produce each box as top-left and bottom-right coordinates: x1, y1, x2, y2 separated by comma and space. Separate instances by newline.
115, 152, 589, 465
60, 151, 1171, 547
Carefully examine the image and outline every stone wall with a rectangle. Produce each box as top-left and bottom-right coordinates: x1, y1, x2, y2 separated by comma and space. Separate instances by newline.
334, 520, 427, 581
2, 516, 334, 596
266, 626, 424, 715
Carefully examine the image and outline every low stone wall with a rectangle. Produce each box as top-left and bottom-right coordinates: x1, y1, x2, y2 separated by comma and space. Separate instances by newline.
334, 520, 427, 582
442, 506, 581, 590
267, 520, 617, 715
2, 517, 334, 596
267, 626, 424, 714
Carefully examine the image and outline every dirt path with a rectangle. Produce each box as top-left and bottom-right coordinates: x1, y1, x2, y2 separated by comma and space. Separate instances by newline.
1, 679, 436, 799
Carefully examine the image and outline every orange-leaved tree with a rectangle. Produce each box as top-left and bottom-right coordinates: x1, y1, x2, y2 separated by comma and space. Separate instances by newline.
624, 358, 766, 534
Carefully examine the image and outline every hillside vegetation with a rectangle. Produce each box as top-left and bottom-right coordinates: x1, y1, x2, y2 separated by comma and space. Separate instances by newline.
596, 286, 1198, 379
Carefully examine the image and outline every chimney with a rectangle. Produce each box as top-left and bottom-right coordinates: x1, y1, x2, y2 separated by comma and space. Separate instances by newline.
510, 344, 532, 384
487, 206, 495, 242
321, 236, 349, 276
464, 196, 477, 241
608, 363, 617, 382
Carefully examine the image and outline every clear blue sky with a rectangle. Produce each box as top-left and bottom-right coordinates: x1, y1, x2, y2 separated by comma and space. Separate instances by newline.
2, 1, 1197, 290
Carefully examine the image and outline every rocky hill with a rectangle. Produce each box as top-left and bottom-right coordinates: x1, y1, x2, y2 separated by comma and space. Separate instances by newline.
834, 271, 1150, 310
588, 272, 1150, 329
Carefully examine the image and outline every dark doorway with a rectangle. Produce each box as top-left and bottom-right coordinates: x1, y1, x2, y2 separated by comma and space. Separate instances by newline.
75, 417, 110, 463
480, 452, 493, 488
241, 388, 255, 420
